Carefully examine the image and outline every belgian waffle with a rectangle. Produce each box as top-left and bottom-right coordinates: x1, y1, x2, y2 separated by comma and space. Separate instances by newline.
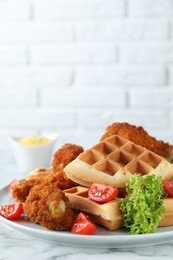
64, 135, 173, 188
64, 186, 122, 230
64, 186, 173, 230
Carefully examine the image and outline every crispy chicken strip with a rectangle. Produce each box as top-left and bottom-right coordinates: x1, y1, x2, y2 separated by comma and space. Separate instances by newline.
23, 183, 75, 231
52, 143, 84, 172
12, 178, 41, 203
12, 143, 84, 202
12, 170, 75, 202
100, 122, 173, 160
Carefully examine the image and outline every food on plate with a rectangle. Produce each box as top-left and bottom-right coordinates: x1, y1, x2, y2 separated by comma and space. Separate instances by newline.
8, 178, 20, 193
19, 135, 50, 146
163, 181, 173, 197
71, 212, 97, 235
158, 198, 173, 227
23, 183, 75, 231
100, 122, 173, 161
119, 174, 165, 234
12, 143, 84, 202
65, 179, 173, 232
0, 203, 23, 220
12, 171, 75, 203
65, 186, 122, 231
52, 143, 84, 172
12, 178, 42, 202
88, 183, 119, 203
6, 124, 173, 235
64, 135, 173, 189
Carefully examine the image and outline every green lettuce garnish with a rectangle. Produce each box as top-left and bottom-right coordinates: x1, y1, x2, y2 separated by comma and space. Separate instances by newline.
119, 174, 166, 234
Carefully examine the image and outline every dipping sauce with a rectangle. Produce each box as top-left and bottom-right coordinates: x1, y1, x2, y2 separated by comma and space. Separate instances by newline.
19, 136, 50, 146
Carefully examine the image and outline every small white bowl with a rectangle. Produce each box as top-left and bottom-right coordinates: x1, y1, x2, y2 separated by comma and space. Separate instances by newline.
8, 133, 58, 173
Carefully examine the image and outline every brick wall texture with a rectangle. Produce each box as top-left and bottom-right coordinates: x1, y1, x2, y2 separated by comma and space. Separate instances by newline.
0, 0, 173, 159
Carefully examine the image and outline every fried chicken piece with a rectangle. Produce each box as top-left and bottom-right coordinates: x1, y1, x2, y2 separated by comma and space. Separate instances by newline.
12, 178, 41, 202
23, 183, 75, 231
12, 143, 84, 202
100, 122, 173, 160
12, 170, 76, 203
52, 143, 84, 172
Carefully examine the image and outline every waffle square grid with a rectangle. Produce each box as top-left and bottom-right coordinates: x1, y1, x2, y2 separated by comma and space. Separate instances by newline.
65, 135, 173, 188
78, 135, 163, 177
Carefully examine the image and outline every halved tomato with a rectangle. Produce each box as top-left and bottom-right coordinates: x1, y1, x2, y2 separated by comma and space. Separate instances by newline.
71, 212, 97, 235
0, 203, 23, 220
88, 183, 118, 203
8, 179, 19, 193
163, 181, 173, 197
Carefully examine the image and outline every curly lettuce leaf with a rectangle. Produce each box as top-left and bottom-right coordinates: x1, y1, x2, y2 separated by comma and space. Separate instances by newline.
119, 174, 165, 234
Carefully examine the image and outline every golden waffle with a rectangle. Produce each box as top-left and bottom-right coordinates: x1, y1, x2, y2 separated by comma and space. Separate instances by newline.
64, 186, 173, 230
64, 186, 122, 230
64, 135, 173, 188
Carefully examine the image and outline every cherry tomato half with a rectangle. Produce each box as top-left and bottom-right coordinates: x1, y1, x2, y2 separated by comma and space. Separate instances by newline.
71, 212, 97, 235
88, 183, 118, 203
0, 203, 23, 220
8, 179, 19, 193
163, 181, 173, 197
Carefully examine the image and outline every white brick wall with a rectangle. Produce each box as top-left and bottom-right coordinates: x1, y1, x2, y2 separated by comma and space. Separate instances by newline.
34, 0, 126, 19
0, 2, 31, 21
130, 88, 173, 107
129, 0, 173, 16
76, 20, 169, 41
0, 46, 28, 65
31, 44, 118, 64
40, 89, 126, 107
0, 67, 73, 87
0, 23, 75, 43
76, 66, 166, 86
120, 43, 173, 63
0, 0, 173, 160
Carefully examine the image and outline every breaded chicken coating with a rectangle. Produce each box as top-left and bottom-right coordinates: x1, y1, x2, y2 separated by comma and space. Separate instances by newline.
52, 143, 84, 172
23, 183, 75, 231
101, 122, 173, 159
12, 170, 76, 203
12, 143, 84, 203
12, 178, 41, 202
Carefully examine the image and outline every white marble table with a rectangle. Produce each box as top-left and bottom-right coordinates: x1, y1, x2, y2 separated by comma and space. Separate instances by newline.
0, 164, 173, 260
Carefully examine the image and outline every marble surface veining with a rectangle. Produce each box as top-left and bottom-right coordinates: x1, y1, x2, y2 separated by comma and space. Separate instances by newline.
0, 160, 173, 260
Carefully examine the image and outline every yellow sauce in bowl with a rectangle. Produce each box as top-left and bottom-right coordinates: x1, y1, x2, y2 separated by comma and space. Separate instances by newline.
19, 136, 50, 146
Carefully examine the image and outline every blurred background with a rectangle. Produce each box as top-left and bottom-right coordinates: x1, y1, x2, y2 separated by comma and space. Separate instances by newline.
0, 0, 173, 166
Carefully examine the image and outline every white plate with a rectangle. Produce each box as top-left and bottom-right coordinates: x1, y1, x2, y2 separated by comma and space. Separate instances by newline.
1, 185, 173, 248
